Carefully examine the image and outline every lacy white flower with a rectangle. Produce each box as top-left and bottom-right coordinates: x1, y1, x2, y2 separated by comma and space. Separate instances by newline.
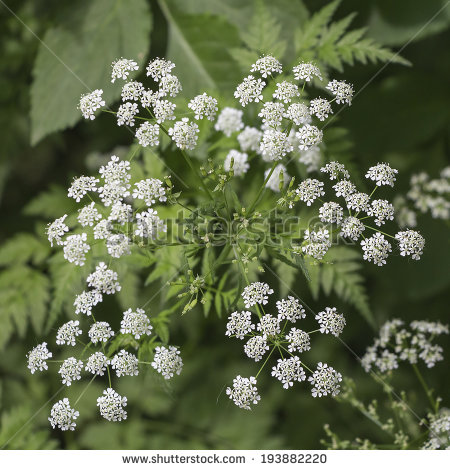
242, 282, 274, 308
97, 388, 127, 421
225, 311, 255, 339
251, 55, 282, 77
68, 176, 99, 202
108, 201, 133, 225
120, 308, 152, 339
226, 375, 260, 410
260, 129, 293, 161
258, 101, 285, 127
361, 232, 392, 266
215, 107, 244, 136
79, 89, 105, 120
106, 233, 130, 258
140, 89, 158, 108
99, 155, 131, 188
46, 214, 69, 247
333, 179, 356, 198
136, 121, 160, 147
151, 345, 183, 379
276, 296, 306, 322
146, 57, 175, 81
158, 73, 182, 98
308, 362, 342, 397
93, 219, 112, 239
257, 314, 281, 336
316, 307, 346, 337
295, 178, 325, 206
74, 289, 103, 316
188, 93, 218, 120
284, 102, 311, 126
375, 350, 398, 372
121, 81, 144, 101
111, 58, 138, 83
319, 202, 344, 224
244, 335, 269, 362
116, 102, 138, 127
411, 321, 449, 336
237, 126, 262, 152
422, 409, 450, 450
168, 118, 199, 150
273, 81, 299, 103
299, 146, 322, 173
49, 399, 79, 431
321, 161, 350, 180
286, 328, 311, 353
346, 192, 370, 212
234, 75, 265, 106
27, 342, 52, 373
153, 99, 176, 123
309, 98, 333, 121
340, 216, 365, 241
87, 262, 121, 294
88, 321, 115, 344
224, 150, 250, 176
135, 209, 166, 238
367, 199, 395, 226
56, 320, 82, 346
395, 229, 425, 260
326, 79, 354, 105
85, 352, 110, 376
265, 164, 289, 192
296, 124, 323, 150
271, 356, 306, 389
63, 233, 90, 266
365, 163, 398, 187
293, 62, 322, 82
77, 202, 101, 227
302, 228, 331, 260
111, 350, 139, 377
59, 357, 83, 386
132, 178, 167, 206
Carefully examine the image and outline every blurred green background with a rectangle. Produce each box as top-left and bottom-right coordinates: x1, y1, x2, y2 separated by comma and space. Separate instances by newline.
0, 0, 449, 449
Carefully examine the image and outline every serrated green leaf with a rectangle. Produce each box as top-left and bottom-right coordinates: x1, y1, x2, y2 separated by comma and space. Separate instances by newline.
159, 0, 241, 96
0, 233, 49, 266
23, 184, 78, 219
30, 0, 152, 144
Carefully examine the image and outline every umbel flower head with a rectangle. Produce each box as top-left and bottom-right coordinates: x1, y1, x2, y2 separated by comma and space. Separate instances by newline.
79, 89, 105, 120
87, 262, 121, 294
111, 58, 138, 83
241, 282, 274, 308
188, 93, 218, 121
244, 335, 269, 362
225, 311, 255, 339
111, 350, 139, 377
395, 229, 425, 260
276, 296, 306, 322
56, 320, 82, 346
226, 375, 261, 410
151, 346, 183, 379
120, 308, 153, 339
97, 388, 127, 422
214, 107, 244, 136
286, 328, 311, 353
168, 118, 199, 150
49, 398, 79, 431
361, 232, 392, 266
308, 362, 342, 397
315, 307, 346, 337
271, 356, 306, 389
224, 150, 250, 176
365, 162, 398, 187
85, 352, 110, 376
27, 342, 52, 373
59, 357, 83, 386
234, 75, 265, 106
88, 321, 114, 344
251, 55, 282, 78
46, 214, 69, 247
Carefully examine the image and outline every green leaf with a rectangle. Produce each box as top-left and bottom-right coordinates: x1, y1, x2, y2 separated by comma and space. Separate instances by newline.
23, 184, 77, 219
159, 0, 241, 96
0, 266, 50, 349
0, 233, 49, 266
30, 0, 152, 144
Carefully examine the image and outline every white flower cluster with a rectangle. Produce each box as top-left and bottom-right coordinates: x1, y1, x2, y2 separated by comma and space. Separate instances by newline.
49, 399, 79, 431
226, 286, 342, 408
361, 319, 448, 372
151, 346, 183, 379
97, 388, 127, 422
56, 321, 82, 346
405, 167, 450, 221
120, 308, 152, 339
422, 409, 450, 450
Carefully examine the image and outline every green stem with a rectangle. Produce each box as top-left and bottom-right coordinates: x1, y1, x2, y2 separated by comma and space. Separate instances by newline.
412, 363, 438, 412
74, 374, 98, 406
256, 346, 276, 378
248, 160, 278, 213
363, 225, 396, 239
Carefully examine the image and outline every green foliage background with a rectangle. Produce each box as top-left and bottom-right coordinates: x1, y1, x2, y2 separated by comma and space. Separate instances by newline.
0, 0, 449, 449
